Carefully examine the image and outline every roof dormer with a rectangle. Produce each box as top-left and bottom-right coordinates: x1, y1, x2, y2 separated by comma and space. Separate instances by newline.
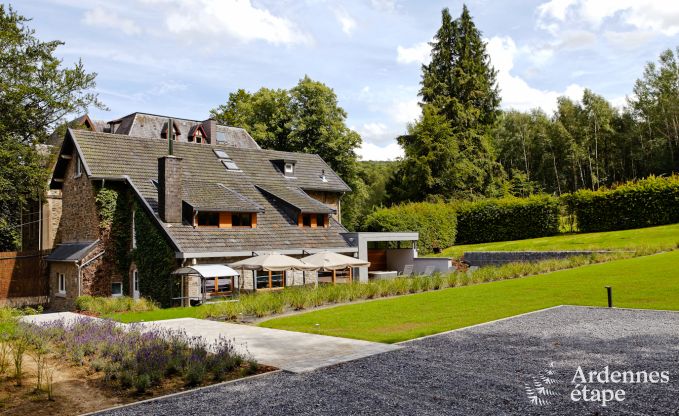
161, 120, 181, 140
272, 159, 297, 177
188, 125, 209, 144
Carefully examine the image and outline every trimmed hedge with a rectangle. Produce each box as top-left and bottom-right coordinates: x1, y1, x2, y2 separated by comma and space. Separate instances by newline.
363, 202, 457, 254
456, 195, 560, 244
563, 175, 679, 232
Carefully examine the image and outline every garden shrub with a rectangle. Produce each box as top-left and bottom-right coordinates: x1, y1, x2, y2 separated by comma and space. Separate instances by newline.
562, 175, 679, 232
363, 202, 457, 254
455, 195, 560, 244
19, 317, 251, 393
75, 295, 158, 315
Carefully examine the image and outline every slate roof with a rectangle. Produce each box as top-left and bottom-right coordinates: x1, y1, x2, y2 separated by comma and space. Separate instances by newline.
45, 241, 98, 262
255, 184, 335, 214
108, 113, 260, 149
183, 181, 264, 212
57, 130, 352, 255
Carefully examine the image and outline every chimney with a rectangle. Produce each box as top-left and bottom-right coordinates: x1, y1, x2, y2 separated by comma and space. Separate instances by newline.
158, 155, 183, 223
201, 118, 217, 142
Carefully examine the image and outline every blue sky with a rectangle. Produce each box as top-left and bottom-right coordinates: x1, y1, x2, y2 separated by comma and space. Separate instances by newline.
16, 0, 679, 160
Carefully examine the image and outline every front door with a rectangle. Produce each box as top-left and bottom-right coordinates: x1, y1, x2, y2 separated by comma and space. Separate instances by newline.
132, 270, 140, 300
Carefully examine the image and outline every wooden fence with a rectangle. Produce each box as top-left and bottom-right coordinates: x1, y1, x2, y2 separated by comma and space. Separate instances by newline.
0, 250, 49, 307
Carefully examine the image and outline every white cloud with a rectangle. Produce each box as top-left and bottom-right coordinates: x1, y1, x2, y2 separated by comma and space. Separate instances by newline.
537, 0, 577, 22
83, 7, 141, 35
370, 0, 397, 12
486, 36, 585, 113
359, 122, 388, 138
396, 42, 431, 65
389, 99, 420, 124
152, 80, 188, 95
150, 0, 311, 45
537, 0, 679, 36
334, 8, 357, 35
604, 30, 655, 49
357, 141, 403, 161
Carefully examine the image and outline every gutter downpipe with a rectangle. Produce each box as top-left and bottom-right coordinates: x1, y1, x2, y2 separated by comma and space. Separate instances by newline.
77, 251, 105, 297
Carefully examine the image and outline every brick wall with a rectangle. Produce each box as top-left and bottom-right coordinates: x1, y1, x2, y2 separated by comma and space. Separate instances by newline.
0, 251, 48, 307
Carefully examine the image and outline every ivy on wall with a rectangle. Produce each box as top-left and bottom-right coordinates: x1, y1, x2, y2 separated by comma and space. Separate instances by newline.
95, 187, 119, 229
95, 184, 134, 294
133, 205, 177, 307
94, 183, 177, 305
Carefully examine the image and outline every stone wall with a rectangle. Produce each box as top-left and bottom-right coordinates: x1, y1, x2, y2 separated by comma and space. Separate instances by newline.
59, 150, 99, 242
49, 151, 126, 309
49, 261, 77, 311
43, 190, 62, 250
463, 251, 613, 267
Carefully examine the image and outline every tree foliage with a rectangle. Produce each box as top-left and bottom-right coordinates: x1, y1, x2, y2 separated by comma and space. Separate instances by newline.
0, 5, 103, 250
211, 76, 364, 229
388, 5, 503, 202
493, 47, 679, 196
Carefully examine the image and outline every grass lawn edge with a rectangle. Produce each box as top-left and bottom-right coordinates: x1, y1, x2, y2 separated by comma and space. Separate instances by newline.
260, 251, 679, 343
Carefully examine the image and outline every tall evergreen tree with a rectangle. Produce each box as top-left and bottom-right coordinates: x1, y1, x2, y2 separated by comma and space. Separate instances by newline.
389, 5, 503, 202
420, 6, 500, 128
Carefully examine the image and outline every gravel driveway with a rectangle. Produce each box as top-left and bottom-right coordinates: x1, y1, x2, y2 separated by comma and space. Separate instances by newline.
96, 306, 679, 415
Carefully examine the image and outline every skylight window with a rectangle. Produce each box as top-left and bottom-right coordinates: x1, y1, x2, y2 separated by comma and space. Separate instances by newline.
216, 131, 227, 144
213, 149, 240, 170
222, 159, 240, 171
214, 149, 229, 159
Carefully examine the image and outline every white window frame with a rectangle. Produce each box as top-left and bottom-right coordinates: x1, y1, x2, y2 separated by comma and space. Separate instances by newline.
74, 155, 82, 178
111, 282, 123, 297
284, 163, 294, 175
57, 273, 66, 295
131, 210, 137, 250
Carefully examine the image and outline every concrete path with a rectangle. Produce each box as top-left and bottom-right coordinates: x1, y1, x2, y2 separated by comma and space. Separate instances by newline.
19, 313, 399, 373
21, 311, 94, 325
139, 318, 400, 373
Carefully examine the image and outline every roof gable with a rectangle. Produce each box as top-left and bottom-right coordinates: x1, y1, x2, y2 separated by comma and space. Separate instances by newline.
53, 129, 352, 255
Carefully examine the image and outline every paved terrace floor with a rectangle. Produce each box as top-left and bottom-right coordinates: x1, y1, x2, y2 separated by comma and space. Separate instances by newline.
98, 306, 679, 415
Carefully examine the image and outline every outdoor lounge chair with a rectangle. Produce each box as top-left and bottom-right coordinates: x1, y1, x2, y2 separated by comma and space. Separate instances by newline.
422, 266, 435, 276
399, 264, 414, 276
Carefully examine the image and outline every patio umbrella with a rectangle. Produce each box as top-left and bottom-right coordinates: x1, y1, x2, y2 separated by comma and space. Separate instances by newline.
228, 253, 318, 271
229, 253, 318, 291
301, 251, 370, 285
301, 251, 370, 271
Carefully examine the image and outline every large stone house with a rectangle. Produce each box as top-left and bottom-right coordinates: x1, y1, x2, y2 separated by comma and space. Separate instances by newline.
45, 112, 357, 309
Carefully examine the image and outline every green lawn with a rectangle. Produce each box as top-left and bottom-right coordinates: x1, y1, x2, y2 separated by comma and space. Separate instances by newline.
435, 223, 679, 258
108, 305, 208, 323
260, 250, 679, 343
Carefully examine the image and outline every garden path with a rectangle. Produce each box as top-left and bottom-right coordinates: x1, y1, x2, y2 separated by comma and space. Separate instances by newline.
20, 313, 399, 373
139, 318, 400, 373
